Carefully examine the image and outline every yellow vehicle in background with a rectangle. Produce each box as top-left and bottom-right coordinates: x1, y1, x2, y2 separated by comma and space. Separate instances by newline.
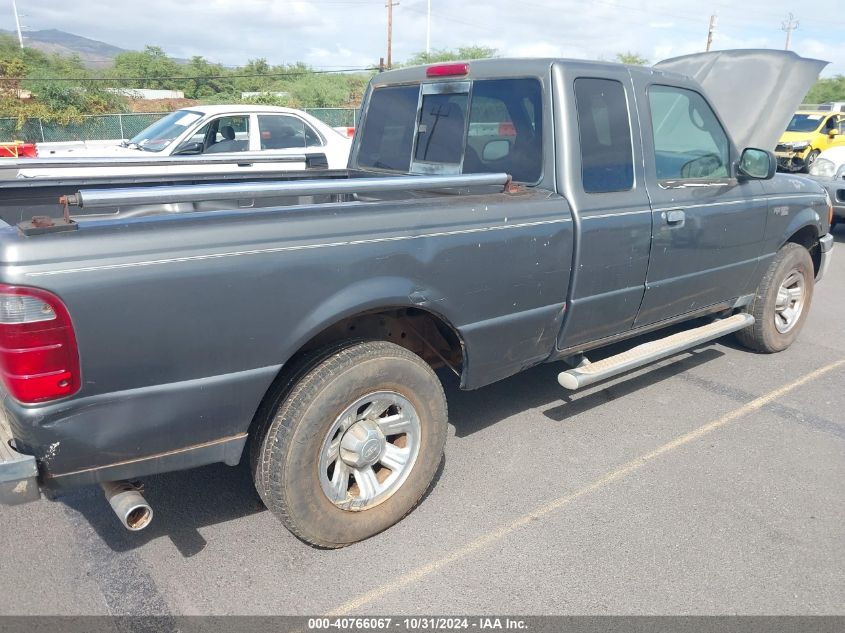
775, 111, 845, 172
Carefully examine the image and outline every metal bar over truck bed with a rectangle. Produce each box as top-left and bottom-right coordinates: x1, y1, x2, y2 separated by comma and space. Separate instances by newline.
65, 173, 512, 209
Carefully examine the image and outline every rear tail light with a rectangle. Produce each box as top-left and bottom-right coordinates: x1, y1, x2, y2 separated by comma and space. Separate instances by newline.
0, 285, 80, 403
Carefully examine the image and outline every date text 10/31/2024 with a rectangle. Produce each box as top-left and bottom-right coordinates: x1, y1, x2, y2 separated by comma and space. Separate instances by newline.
307, 618, 529, 630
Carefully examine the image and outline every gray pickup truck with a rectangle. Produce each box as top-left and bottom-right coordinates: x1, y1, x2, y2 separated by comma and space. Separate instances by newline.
0, 50, 835, 547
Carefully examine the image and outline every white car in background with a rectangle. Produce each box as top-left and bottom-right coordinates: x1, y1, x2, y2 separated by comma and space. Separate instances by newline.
808, 145, 845, 228
26, 105, 352, 176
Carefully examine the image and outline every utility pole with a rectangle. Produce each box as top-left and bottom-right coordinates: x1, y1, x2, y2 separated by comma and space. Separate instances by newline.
782, 12, 798, 51
426, 0, 431, 56
11, 0, 24, 48
386, 0, 399, 69
705, 14, 716, 52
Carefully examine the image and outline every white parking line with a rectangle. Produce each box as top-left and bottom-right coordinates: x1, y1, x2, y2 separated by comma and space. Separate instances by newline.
328, 359, 845, 615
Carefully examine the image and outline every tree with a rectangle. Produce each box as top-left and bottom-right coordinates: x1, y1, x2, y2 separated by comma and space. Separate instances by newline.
805, 76, 845, 104
403, 46, 497, 67
0, 54, 25, 97
182, 56, 229, 98
110, 46, 181, 90
615, 52, 649, 65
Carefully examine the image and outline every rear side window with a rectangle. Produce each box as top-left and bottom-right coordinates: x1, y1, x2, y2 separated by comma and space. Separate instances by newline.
574, 78, 634, 193
648, 85, 729, 180
257, 115, 322, 149
463, 78, 543, 183
357, 85, 419, 172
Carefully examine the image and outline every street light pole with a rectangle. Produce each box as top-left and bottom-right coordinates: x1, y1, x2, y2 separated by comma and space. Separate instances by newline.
11, 0, 24, 48
426, 0, 431, 56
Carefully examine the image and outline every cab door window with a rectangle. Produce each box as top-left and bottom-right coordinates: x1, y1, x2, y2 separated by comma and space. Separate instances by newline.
195, 115, 251, 153
648, 85, 729, 180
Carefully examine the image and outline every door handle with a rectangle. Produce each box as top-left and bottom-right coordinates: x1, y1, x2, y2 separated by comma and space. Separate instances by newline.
664, 209, 685, 225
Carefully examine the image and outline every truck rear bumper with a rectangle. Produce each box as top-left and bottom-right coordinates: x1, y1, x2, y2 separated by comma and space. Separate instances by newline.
2, 364, 278, 493
0, 410, 39, 505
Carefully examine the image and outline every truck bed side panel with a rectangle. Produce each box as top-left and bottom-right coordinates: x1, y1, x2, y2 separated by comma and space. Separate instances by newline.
0, 188, 573, 478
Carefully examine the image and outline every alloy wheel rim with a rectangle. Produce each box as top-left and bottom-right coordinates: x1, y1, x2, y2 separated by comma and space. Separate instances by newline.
774, 268, 805, 334
318, 391, 421, 511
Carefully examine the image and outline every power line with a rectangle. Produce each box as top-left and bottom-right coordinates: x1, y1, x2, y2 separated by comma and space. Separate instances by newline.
4, 67, 378, 83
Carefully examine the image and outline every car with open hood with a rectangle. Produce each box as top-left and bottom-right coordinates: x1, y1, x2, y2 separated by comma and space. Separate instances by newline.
774, 110, 845, 172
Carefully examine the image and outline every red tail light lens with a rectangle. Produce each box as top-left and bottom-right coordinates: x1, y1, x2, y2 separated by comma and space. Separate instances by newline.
426, 63, 469, 78
0, 285, 80, 403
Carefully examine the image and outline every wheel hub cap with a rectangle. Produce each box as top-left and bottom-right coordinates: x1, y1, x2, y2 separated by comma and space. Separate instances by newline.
318, 391, 422, 511
774, 268, 805, 334
340, 419, 385, 468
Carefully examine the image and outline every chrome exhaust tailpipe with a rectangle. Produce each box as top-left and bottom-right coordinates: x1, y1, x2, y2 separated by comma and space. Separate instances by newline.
100, 481, 153, 531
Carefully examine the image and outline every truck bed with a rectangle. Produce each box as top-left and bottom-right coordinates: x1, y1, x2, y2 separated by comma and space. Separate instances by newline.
0, 163, 349, 225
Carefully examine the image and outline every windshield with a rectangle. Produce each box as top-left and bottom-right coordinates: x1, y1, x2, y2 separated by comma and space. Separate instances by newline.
786, 114, 825, 133
127, 110, 204, 152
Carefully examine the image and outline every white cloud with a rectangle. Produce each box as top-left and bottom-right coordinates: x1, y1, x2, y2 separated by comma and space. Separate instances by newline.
3, 0, 842, 76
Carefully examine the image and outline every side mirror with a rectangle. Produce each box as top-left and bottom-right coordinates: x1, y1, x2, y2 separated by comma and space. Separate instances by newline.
482, 139, 510, 161
174, 141, 203, 156
738, 147, 776, 180
828, 129, 839, 137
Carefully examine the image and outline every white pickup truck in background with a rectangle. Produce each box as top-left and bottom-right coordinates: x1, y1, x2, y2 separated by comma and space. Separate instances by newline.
27, 105, 352, 176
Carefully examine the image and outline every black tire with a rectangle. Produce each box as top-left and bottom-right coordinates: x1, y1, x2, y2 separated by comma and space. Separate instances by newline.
803, 149, 820, 172
249, 340, 355, 507
252, 340, 448, 547
735, 242, 815, 353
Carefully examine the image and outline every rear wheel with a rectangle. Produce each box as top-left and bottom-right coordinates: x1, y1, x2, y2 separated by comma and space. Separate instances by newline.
252, 340, 448, 547
735, 242, 815, 353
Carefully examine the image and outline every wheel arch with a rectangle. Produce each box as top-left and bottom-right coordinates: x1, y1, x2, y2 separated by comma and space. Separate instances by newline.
246, 277, 466, 446
783, 223, 822, 276
275, 275, 466, 376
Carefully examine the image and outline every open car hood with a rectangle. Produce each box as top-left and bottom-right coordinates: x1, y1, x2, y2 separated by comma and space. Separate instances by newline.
655, 50, 828, 152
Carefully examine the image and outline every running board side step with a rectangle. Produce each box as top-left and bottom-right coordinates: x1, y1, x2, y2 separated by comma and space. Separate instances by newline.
557, 313, 754, 390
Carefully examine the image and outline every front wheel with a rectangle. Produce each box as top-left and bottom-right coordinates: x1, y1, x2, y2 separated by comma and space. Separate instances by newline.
253, 340, 448, 547
803, 149, 820, 172
735, 242, 815, 353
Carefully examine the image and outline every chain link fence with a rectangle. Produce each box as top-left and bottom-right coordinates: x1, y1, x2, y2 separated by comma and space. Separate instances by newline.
0, 108, 359, 143
304, 107, 358, 128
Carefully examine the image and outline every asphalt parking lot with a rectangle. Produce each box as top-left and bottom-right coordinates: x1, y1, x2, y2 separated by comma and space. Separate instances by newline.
2, 227, 844, 617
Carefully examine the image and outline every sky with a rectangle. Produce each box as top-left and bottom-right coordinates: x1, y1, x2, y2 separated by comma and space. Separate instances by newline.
3, 0, 844, 77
